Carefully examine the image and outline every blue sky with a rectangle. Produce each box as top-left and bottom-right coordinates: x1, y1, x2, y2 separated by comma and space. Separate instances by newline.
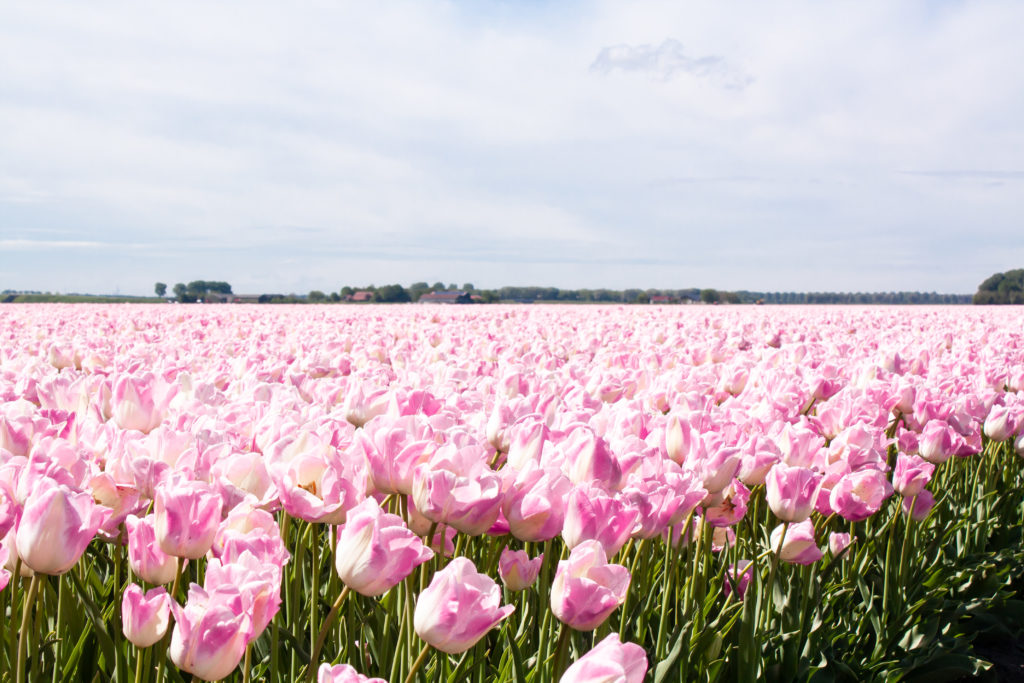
1, 0, 1022, 296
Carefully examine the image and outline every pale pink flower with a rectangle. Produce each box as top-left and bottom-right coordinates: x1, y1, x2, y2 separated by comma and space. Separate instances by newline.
154, 479, 223, 560
829, 469, 893, 522
551, 540, 630, 631
413, 557, 514, 654
169, 584, 253, 681
121, 584, 171, 648
770, 520, 823, 565
497, 547, 543, 591
334, 498, 433, 596
16, 476, 111, 575
559, 633, 647, 683
765, 464, 820, 523
317, 663, 387, 683
561, 484, 638, 557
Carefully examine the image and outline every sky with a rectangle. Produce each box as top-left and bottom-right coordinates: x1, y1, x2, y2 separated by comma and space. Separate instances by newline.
1, 0, 1023, 296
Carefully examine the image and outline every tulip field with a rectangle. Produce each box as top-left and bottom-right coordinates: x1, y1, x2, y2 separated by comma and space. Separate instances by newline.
2, 303, 1024, 682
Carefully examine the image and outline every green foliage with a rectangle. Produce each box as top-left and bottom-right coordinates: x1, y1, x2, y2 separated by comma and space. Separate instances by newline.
308, 290, 327, 302
701, 288, 720, 303
373, 284, 411, 303
974, 269, 1024, 304
154, 282, 167, 297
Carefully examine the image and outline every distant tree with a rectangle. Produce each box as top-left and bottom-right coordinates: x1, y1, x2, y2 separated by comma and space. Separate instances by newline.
462, 283, 475, 291
431, 282, 445, 290
154, 282, 167, 297
308, 290, 327, 302
340, 286, 354, 297
374, 284, 411, 303
636, 292, 650, 304
700, 288, 720, 304
172, 283, 190, 302
330, 292, 341, 302
974, 269, 1024, 304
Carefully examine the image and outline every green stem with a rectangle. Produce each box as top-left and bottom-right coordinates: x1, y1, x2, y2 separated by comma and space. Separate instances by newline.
16, 574, 41, 683
551, 624, 573, 681
402, 642, 431, 683
305, 586, 351, 682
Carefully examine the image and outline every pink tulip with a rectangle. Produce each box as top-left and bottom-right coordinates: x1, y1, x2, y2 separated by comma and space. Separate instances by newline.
984, 405, 1019, 442
15, 476, 111, 575
828, 469, 893, 522
498, 547, 543, 591
317, 663, 388, 683
410, 460, 503, 536
413, 556, 514, 654
724, 560, 753, 600
703, 479, 751, 528
334, 498, 433, 596
169, 584, 253, 681
110, 373, 176, 434
902, 489, 935, 521
559, 428, 622, 491
126, 514, 181, 585
770, 520, 823, 565
154, 479, 223, 559
551, 540, 630, 631
121, 584, 171, 648
559, 633, 648, 683
502, 463, 572, 542
561, 484, 639, 557
828, 532, 854, 558
892, 454, 934, 497
204, 552, 281, 639
917, 420, 959, 464
765, 464, 820, 523
0, 541, 10, 592
356, 419, 433, 495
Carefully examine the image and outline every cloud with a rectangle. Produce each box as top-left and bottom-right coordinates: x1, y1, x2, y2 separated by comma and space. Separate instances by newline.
589, 39, 752, 89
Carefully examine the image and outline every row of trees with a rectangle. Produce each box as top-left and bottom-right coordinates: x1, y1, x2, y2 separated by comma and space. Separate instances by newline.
152, 281, 977, 305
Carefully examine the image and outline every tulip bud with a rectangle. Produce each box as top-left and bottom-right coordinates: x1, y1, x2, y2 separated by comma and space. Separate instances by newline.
121, 584, 171, 648
498, 547, 543, 591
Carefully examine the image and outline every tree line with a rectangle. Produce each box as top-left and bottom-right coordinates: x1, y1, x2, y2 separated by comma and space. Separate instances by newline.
152, 281, 978, 305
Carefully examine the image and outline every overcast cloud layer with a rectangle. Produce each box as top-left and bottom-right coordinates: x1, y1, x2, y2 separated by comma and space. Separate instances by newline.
1, 1, 1022, 296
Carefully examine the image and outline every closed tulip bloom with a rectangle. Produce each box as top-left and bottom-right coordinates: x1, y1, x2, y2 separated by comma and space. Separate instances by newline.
317, 663, 388, 683
559, 633, 648, 683
413, 556, 514, 654
828, 469, 893, 522
335, 498, 433, 596
110, 373, 174, 434
169, 584, 253, 681
204, 553, 281, 639
16, 476, 111, 575
154, 480, 223, 559
983, 405, 1017, 442
902, 489, 936, 521
828, 532, 854, 558
770, 520, 823, 565
502, 463, 572, 542
765, 464, 820, 523
892, 454, 934, 497
126, 514, 181, 585
918, 420, 958, 464
498, 547, 543, 591
551, 540, 630, 631
121, 584, 171, 648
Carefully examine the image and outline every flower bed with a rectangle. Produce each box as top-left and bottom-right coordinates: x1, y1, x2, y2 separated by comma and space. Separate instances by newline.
1, 304, 1022, 682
